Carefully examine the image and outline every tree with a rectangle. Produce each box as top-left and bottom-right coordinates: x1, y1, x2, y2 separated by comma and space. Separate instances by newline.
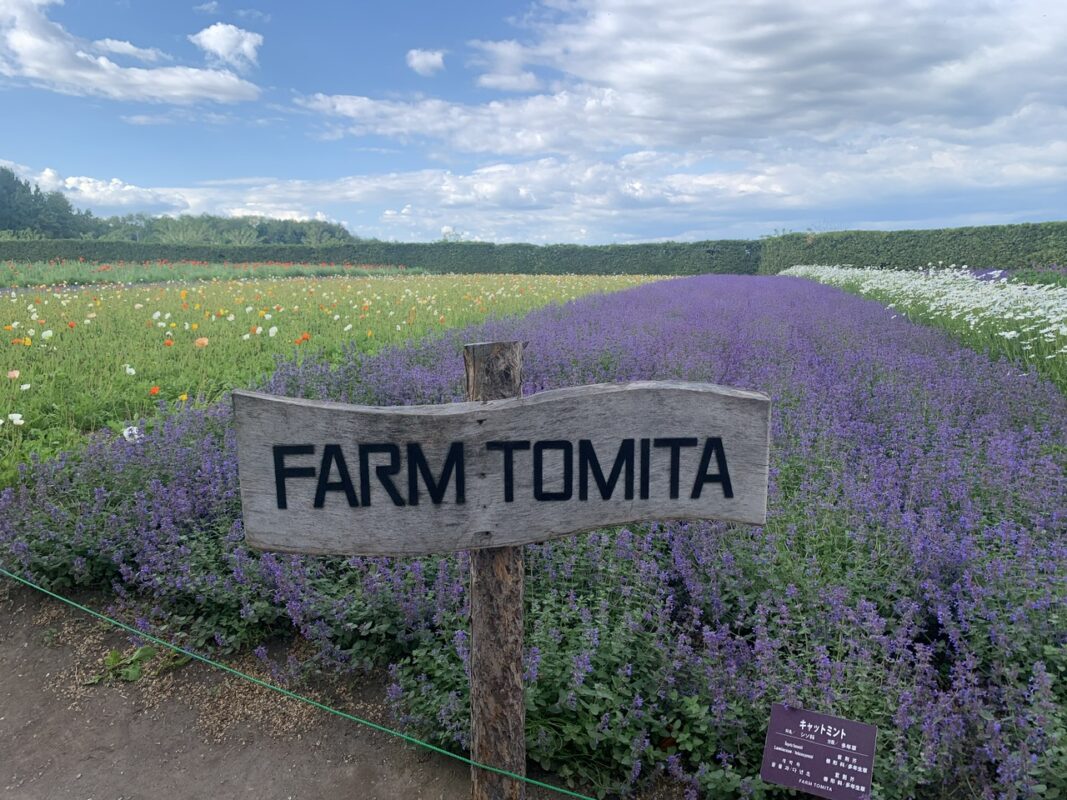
0, 166, 356, 244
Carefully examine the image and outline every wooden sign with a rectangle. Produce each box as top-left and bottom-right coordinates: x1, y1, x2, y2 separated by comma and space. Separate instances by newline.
761, 703, 878, 799
233, 342, 772, 800
232, 381, 771, 557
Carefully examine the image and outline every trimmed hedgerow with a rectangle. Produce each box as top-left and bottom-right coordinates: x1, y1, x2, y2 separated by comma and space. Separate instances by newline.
759, 222, 1067, 274
0, 239, 760, 276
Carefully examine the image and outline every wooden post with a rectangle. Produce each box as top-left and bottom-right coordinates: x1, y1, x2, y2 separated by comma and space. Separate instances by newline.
464, 341, 527, 800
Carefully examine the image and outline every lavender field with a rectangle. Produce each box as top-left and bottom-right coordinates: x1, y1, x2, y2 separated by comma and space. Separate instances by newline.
2, 275, 1065, 799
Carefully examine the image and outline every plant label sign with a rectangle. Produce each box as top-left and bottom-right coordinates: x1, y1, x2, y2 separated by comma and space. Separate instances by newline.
761, 703, 878, 799
232, 381, 771, 556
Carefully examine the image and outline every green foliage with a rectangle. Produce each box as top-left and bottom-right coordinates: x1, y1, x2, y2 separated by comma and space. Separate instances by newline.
0, 238, 761, 276
5, 160, 1066, 277
94, 213, 355, 246
7, 220, 1067, 278
0, 167, 356, 246
85, 645, 158, 684
0, 167, 96, 239
759, 222, 1067, 273
0, 273, 648, 484
1011, 267, 1067, 288
0, 258, 420, 287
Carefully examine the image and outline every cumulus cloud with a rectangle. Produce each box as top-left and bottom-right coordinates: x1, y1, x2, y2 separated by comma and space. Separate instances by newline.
8, 0, 1067, 244
303, 0, 1067, 154
405, 48, 445, 76
31, 167, 188, 212
15, 129, 1066, 245
470, 39, 538, 91
300, 88, 644, 155
189, 23, 262, 70
289, 0, 1067, 239
93, 38, 170, 63
0, 0, 258, 102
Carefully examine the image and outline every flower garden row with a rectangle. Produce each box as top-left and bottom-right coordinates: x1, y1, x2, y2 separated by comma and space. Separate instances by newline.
782, 265, 1067, 392
2, 274, 1063, 798
0, 259, 418, 287
0, 272, 650, 485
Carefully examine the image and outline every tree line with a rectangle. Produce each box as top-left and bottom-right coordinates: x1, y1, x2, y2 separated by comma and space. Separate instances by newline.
0, 167, 355, 246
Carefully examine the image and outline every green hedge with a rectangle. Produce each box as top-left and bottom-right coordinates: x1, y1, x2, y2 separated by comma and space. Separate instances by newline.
4, 220, 1067, 276
759, 221, 1067, 274
0, 239, 760, 275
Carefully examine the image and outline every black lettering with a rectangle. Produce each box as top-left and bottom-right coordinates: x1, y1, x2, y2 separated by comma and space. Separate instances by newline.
486, 440, 531, 502
654, 437, 699, 499
273, 444, 315, 510
313, 444, 359, 508
578, 439, 634, 500
640, 438, 650, 499
358, 444, 406, 506
407, 442, 465, 505
691, 437, 734, 499
533, 440, 573, 501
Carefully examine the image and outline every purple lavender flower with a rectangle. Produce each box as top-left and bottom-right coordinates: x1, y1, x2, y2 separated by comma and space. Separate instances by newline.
1, 275, 1063, 798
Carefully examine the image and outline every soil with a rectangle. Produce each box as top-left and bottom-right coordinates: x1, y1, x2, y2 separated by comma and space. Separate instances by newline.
0, 580, 587, 800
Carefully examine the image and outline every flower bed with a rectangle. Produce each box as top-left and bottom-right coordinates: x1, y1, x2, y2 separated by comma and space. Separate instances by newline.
2, 275, 1065, 798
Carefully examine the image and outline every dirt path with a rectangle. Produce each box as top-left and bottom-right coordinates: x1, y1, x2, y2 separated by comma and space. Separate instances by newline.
0, 580, 550, 800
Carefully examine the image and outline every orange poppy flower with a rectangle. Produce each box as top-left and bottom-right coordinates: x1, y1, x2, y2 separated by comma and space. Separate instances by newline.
194, 337, 209, 348
149, 386, 160, 396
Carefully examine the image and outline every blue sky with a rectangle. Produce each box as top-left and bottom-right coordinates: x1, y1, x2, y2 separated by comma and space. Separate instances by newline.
2, 0, 1066, 243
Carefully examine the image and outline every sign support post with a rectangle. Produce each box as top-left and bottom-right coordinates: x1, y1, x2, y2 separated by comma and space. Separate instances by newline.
464, 341, 527, 800
232, 343, 772, 800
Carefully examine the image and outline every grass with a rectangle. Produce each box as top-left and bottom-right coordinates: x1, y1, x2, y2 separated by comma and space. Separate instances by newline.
0, 259, 423, 288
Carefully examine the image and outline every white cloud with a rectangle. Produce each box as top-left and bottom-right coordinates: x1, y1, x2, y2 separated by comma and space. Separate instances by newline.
470, 39, 539, 91
193, 2, 219, 13
303, 0, 1067, 156
405, 48, 444, 77
235, 9, 271, 24
6, 0, 1067, 244
119, 108, 239, 125
0, 0, 258, 102
300, 88, 643, 155
15, 125, 1066, 244
289, 0, 1067, 240
32, 167, 187, 211
188, 22, 262, 71
93, 38, 170, 63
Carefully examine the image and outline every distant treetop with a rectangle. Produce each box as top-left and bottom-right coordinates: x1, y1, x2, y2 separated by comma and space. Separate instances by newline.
0, 166, 356, 246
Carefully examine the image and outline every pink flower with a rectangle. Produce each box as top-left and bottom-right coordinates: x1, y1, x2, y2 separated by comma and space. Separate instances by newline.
6, 370, 18, 379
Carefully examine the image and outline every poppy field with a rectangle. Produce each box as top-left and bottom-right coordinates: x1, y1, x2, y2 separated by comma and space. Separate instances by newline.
0, 258, 417, 288
0, 271, 651, 484
1, 271, 1064, 799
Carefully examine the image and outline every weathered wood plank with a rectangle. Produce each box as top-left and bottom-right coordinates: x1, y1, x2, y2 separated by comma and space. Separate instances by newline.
464, 341, 526, 800
232, 380, 771, 556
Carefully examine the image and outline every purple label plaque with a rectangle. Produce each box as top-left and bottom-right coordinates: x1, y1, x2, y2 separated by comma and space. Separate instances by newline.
760, 703, 877, 799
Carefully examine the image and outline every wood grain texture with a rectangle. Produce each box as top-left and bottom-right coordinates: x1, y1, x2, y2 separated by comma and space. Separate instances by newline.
463, 341, 525, 402
232, 380, 771, 556
470, 544, 525, 800
466, 340, 526, 800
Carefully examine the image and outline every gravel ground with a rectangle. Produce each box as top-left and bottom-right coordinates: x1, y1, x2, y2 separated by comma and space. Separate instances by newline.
0, 580, 685, 800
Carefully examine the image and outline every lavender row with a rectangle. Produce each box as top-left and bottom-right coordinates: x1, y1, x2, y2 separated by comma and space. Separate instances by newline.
2, 275, 1064, 798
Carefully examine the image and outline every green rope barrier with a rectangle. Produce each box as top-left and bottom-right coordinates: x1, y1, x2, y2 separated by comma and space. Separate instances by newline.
0, 565, 594, 800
